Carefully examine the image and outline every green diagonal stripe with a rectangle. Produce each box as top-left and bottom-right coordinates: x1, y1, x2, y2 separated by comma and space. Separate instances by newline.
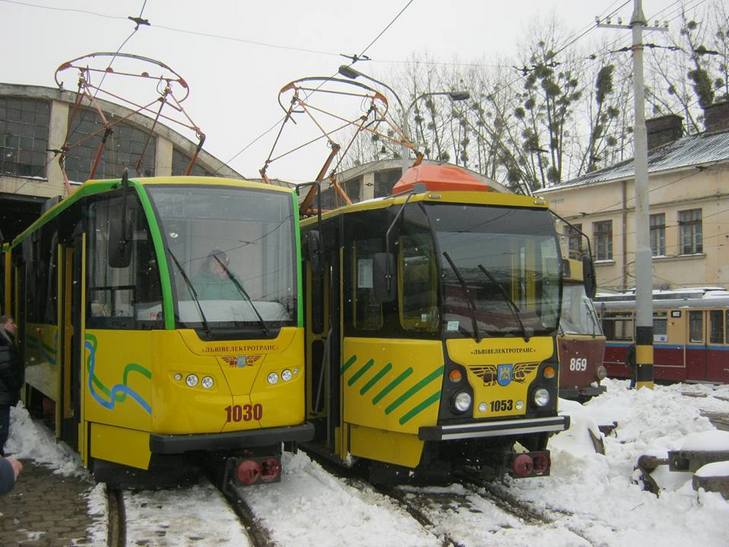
372, 368, 413, 405
385, 366, 444, 415
341, 355, 357, 374
348, 359, 375, 387
360, 362, 392, 395
399, 391, 441, 425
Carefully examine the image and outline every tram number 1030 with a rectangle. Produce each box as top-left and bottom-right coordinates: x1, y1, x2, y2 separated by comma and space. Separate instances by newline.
569, 357, 588, 372
225, 404, 263, 423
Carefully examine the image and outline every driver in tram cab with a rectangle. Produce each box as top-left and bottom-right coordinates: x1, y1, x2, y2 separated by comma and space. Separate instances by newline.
193, 249, 243, 300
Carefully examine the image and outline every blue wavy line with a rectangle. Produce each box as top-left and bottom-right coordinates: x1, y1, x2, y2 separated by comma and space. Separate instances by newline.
85, 340, 152, 415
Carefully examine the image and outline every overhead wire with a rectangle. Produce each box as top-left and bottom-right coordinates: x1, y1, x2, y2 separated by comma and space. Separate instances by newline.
219, 0, 417, 176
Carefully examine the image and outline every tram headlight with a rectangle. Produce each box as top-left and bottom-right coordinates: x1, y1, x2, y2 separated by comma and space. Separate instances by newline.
452, 392, 472, 413
201, 376, 214, 389
596, 365, 608, 380
267, 372, 279, 385
533, 388, 550, 407
185, 374, 199, 388
281, 369, 293, 382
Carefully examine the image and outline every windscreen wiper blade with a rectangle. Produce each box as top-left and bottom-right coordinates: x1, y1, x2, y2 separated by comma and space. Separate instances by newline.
168, 248, 212, 337
477, 264, 531, 342
211, 255, 270, 336
442, 251, 482, 343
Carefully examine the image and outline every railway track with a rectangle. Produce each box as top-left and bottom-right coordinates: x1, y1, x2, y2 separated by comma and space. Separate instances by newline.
217, 481, 277, 547
106, 487, 126, 547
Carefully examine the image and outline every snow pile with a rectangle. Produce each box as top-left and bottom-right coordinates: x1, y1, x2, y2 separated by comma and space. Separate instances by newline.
6, 402, 86, 477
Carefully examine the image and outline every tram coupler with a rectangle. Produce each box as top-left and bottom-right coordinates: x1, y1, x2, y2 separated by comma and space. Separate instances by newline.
221, 447, 283, 488
507, 450, 551, 478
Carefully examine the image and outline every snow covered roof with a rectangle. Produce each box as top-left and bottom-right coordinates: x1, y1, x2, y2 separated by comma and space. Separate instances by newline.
540, 129, 729, 191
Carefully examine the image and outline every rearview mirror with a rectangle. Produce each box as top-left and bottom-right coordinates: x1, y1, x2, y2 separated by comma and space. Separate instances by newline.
108, 213, 132, 268
582, 256, 597, 299
373, 252, 395, 304
305, 230, 322, 275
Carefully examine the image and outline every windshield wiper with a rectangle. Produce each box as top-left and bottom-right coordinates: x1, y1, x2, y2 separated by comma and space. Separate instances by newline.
168, 248, 212, 337
477, 264, 531, 342
211, 255, 270, 336
442, 251, 482, 343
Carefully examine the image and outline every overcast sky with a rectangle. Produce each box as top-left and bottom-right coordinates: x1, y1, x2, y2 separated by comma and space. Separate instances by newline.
2, 0, 690, 182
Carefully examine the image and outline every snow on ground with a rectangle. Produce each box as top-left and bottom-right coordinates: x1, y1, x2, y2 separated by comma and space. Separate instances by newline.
6, 379, 729, 546
241, 450, 440, 547
124, 483, 250, 546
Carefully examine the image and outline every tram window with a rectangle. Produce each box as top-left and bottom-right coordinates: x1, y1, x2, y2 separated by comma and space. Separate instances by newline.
353, 240, 383, 331
399, 233, 438, 332
653, 312, 668, 342
709, 310, 724, 344
26, 223, 58, 326
601, 312, 633, 341
87, 194, 163, 329
689, 311, 704, 343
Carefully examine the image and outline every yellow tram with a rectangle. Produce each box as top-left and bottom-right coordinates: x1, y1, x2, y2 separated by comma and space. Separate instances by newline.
302, 164, 569, 481
7, 175, 312, 485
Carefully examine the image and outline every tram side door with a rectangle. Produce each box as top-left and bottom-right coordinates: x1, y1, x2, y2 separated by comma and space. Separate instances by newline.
685, 309, 707, 381
59, 234, 86, 456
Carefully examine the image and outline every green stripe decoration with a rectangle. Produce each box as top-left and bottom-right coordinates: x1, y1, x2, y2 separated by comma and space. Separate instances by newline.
372, 368, 413, 405
347, 358, 374, 387
341, 355, 357, 374
399, 391, 441, 425
360, 362, 392, 395
385, 366, 444, 415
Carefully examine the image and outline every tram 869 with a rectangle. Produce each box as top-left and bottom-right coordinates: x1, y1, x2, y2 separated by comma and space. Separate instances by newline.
8, 175, 313, 485
557, 258, 607, 400
303, 165, 569, 482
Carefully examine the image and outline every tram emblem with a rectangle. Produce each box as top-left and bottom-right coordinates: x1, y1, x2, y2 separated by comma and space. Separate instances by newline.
470, 362, 540, 387
497, 364, 513, 386
222, 355, 262, 368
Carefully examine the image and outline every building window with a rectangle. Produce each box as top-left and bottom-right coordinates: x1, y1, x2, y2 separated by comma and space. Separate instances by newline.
64, 108, 156, 183
649, 213, 665, 256
593, 220, 613, 261
678, 209, 702, 255
0, 97, 50, 178
374, 169, 401, 197
566, 223, 582, 259
172, 148, 214, 177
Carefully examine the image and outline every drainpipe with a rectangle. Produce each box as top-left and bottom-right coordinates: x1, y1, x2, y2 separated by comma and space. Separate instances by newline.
622, 180, 628, 290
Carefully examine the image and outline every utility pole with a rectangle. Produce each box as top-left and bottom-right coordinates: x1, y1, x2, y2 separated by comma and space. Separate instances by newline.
598, 0, 665, 389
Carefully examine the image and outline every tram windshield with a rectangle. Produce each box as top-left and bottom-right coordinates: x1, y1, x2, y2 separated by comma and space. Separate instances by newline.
147, 185, 297, 333
560, 283, 602, 336
426, 204, 561, 338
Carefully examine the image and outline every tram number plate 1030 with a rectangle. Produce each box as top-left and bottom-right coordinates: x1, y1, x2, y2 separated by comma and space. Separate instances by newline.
225, 404, 263, 422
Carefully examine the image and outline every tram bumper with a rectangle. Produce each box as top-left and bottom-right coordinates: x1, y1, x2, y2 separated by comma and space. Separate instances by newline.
418, 415, 570, 441
150, 422, 315, 454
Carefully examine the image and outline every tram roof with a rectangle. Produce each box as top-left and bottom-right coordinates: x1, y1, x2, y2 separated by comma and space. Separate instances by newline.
300, 190, 549, 225
595, 288, 729, 310
12, 175, 293, 246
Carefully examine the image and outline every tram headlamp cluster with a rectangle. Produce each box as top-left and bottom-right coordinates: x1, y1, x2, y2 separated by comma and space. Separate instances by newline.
267, 369, 296, 385
181, 373, 214, 390
596, 365, 608, 380
533, 388, 550, 407
452, 392, 472, 413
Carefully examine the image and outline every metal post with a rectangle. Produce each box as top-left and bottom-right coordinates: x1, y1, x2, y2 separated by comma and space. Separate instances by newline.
631, 0, 654, 389
597, 0, 661, 389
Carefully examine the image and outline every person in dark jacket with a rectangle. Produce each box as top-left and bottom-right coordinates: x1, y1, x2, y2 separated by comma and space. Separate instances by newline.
0, 315, 22, 455
0, 455, 22, 495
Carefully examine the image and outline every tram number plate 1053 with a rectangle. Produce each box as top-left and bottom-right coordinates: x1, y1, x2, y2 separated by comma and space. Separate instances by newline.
225, 404, 263, 422
490, 399, 513, 412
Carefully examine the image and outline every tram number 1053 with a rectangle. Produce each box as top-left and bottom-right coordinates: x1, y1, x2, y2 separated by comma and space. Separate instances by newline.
569, 358, 588, 372
225, 404, 263, 423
